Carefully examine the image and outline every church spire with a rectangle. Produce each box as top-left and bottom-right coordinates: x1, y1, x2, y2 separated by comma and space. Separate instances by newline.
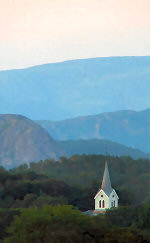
101, 161, 112, 196
94, 159, 119, 212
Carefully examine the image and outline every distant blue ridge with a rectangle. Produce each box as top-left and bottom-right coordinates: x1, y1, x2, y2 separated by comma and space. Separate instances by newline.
0, 56, 149, 120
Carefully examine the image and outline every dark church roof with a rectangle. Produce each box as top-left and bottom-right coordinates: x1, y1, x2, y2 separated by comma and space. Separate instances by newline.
101, 161, 113, 196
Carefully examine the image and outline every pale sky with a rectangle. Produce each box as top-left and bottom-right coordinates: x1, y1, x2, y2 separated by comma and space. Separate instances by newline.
0, 0, 150, 70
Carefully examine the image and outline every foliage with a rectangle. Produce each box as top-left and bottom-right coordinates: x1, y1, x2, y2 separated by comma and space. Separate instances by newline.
0, 209, 19, 241
21, 155, 150, 205
4, 205, 150, 243
0, 155, 149, 211
0, 155, 149, 242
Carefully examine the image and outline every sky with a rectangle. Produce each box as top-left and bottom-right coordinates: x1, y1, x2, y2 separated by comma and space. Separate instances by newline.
0, 0, 150, 70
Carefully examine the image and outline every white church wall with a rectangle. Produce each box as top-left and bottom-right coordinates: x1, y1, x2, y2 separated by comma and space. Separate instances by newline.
95, 190, 109, 210
109, 190, 118, 208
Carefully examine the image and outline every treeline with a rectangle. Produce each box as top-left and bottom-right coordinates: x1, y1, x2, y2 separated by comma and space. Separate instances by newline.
0, 155, 149, 209
0, 155, 149, 242
12, 154, 150, 205
1, 204, 150, 242
0, 167, 92, 211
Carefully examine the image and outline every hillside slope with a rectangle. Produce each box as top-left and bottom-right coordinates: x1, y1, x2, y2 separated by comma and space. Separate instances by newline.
59, 139, 150, 159
37, 109, 150, 153
0, 56, 150, 120
0, 114, 64, 167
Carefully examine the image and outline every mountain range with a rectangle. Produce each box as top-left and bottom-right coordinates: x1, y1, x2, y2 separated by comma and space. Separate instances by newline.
0, 56, 150, 120
0, 56, 149, 167
0, 112, 149, 168
37, 109, 150, 153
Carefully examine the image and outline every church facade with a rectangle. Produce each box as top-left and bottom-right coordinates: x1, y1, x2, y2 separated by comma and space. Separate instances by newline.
94, 161, 119, 211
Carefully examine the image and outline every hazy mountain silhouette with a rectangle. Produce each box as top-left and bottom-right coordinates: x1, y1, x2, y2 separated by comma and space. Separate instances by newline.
59, 139, 150, 159
37, 109, 150, 153
0, 56, 149, 120
0, 114, 64, 167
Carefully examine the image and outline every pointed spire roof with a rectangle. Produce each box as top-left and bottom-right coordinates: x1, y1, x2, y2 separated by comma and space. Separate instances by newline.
101, 161, 113, 196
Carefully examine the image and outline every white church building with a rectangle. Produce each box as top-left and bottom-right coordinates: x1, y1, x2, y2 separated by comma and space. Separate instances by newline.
94, 161, 119, 213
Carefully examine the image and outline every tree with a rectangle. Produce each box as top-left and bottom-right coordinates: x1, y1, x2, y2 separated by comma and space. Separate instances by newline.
4, 206, 90, 243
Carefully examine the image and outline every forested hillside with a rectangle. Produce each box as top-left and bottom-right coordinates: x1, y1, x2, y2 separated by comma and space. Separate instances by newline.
2, 204, 150, 243
10, 155, 150, 206
0, 155, 149, 242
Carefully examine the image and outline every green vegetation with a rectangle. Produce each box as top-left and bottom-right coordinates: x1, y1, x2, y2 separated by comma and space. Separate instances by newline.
1, 205, 150, 243
0, 155, 149, 242
17, 154, 150, 205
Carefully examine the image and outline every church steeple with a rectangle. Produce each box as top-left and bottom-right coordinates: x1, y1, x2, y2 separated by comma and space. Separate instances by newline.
101, 161, 112, 196
94, 160, 119, 212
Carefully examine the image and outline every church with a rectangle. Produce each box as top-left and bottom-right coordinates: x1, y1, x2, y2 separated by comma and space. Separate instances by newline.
94, 161, 119, 213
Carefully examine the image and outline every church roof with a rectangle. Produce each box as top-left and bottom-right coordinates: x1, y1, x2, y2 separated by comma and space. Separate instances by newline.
101, 161, 113, 196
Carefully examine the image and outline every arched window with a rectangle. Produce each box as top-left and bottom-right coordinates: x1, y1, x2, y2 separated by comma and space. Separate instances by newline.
102, 200, 105, 208
114, 200, 115, 207
111, 201, 113, 207
99, 200, 101, 208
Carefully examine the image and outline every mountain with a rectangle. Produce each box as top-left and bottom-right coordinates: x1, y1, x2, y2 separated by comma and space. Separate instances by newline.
36, 109, 150, 153
0, 56, 150, 120
0, 113, 149, 168
59, 139, 150, 159
0, 114, 64, 167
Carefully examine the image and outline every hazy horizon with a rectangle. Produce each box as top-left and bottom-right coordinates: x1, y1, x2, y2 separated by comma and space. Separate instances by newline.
0, 0, 150, 70
1, 55, 149, 71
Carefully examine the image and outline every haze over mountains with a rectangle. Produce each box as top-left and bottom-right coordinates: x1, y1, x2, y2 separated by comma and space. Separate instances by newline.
0, 56, 149, 167
0, 56, 150, 120
59, 139, 150, 159
0, 112, 149, 168
0, 114, 64, 167
37, 109, 150, 153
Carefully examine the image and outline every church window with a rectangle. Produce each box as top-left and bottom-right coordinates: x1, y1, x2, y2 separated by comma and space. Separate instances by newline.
101, 195, 103, 197
112, 195, 114, 197
111, 201, 113, 207
114, 200, 115, 207
102, 200, 105, 208
99, 200, 101, 208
